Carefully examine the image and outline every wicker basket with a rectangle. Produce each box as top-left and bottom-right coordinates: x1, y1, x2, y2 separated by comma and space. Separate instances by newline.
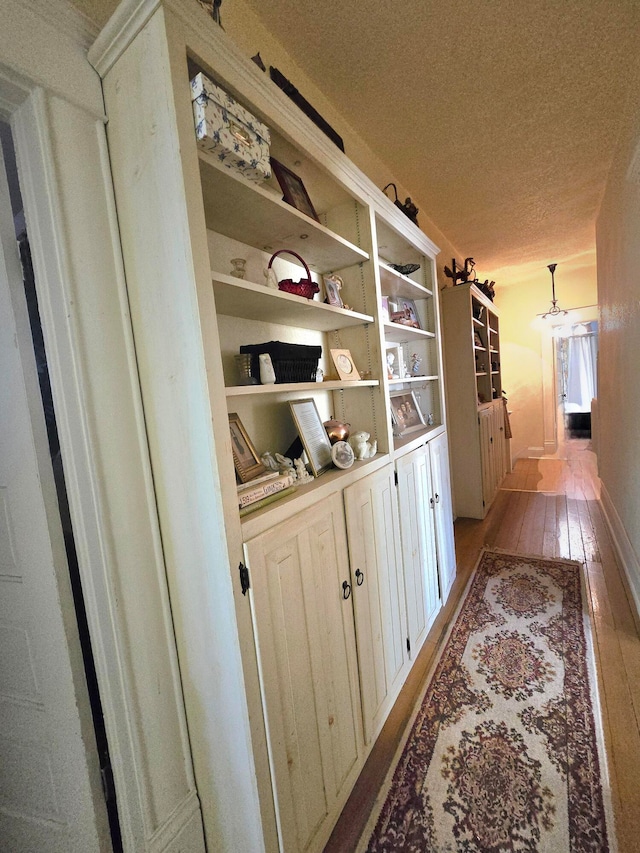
268, 249, 319, 300
239, 340, 322, 384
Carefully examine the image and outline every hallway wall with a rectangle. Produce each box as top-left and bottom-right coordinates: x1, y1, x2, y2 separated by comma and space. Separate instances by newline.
596, 62, 640, 611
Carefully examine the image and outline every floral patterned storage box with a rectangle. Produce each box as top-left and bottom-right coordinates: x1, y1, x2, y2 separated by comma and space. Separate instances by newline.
190, 72, 271, 183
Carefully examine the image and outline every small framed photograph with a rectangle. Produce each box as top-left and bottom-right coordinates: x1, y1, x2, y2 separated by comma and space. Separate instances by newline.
323, 274, 344, 308
390, 298, 421, 329
228, 413, 267, 483
380, 296, 390, 322
270, 158, 319, 221
390, 389, 426, 437
330, 348, 361, 381
289, 398, 333, 476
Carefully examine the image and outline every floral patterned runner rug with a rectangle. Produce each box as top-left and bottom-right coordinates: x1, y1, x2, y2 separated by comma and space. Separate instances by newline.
359, 549, 616, 852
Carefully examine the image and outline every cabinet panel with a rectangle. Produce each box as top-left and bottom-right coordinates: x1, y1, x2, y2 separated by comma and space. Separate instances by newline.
396, 446, 439, 657
428, 432, 457, 602
245, 493, 362, 852
344, 466, 408, 745
479, 406, 495, 510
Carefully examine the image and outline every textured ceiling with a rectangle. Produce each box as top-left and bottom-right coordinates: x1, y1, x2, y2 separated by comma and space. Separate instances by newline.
238, 0, 639, 275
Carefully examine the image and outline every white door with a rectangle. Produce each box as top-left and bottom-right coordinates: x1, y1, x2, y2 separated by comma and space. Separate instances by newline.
344, 466, 408, 746
396, 446, 440, 657
428, 432, 457, 602
244, 493, 362, 853
478, 406, 494, 512
0, 147, 109, 851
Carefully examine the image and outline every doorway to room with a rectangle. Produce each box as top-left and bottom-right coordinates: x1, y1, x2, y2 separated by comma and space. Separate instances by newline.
1, 119, 121, 851
555, 320, 599, 444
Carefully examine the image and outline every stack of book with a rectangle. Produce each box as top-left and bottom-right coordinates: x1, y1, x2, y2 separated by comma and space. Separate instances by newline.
238, 470, 296, 517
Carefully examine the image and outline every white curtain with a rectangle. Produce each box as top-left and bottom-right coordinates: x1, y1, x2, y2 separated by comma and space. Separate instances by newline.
565, 333, 597, 412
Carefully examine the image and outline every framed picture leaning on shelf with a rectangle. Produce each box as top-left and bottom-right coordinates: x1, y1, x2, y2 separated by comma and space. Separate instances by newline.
323, 274, 344, 307
390, 389, 426, 437
390, 298, 420, 329
228, 412, 267, 483
289, 398, 333, 476
270, 157, 319, 221
330, 348, 361, 381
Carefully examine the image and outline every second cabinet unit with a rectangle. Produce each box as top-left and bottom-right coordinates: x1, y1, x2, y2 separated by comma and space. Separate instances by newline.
395, 445, 440, 657
395, 432, 457, 659
441, 283, 509, 518
244, 493, 363, 853
344, 466, 409, 747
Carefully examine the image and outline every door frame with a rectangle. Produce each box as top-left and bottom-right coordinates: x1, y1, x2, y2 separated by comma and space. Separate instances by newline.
541, 304, 598, 456
0, 2, 205, 850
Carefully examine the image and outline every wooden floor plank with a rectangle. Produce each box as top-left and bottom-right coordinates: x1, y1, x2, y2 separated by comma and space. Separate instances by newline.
517, 491, 546, 555
542, 493, 558, 557
567, 497, 586, 563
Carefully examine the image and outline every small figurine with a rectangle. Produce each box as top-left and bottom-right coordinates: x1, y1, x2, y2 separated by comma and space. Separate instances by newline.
349, 430, 377, 460
387, 351, 398, 379
410, 353, 422, 375
275, 453, 295, 475
264, 267, 279, 289
294, 458, 313, 483
258, 352, 276, 384
261, 451, 279, 471
230, 258, 246, 279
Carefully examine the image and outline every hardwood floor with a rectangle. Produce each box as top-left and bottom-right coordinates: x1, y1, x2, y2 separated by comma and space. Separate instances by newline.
324, 441, 640, 852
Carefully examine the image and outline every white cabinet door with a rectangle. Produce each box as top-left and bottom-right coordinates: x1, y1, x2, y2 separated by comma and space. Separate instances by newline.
244, 493, 363, 853
492, 399, 507, 484
344, 465, 408, 746
428, 432, 457, 603
479, 406, 495, 511
395, 446, 440, 658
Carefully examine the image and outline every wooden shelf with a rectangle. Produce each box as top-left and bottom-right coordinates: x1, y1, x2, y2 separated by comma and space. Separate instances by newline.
378, 262, 432, 299
199, 153, 368, 272
383, 321, 435, 343
226, 379, 379, 397
388, 374, 438, 386
212, 272, 374, 330
392, 423, 443, 455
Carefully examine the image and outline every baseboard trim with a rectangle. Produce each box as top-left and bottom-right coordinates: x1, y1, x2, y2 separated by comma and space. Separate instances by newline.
599, 482, 640, 620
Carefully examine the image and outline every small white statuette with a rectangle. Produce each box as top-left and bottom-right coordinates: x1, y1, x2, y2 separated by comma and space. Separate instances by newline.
349, 430, 377, 460
230, 258, 246, 279
261, 451, 279, 471
386, 351, 398, 379
315, 367, 324, 383
294, 458, 313, 483
427, 413, 434, 426
264, 267, 279, 289
275, 452, 295, 475
258, 352, 276, 384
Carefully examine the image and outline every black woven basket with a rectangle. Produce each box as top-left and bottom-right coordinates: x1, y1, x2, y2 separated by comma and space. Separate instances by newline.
239, 340, 321, 383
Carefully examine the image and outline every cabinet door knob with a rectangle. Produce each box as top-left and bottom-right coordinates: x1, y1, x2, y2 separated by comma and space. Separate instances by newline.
429, 497, 435, 508
435, 493, 440, 503
355, 568, 364, 586
342, 580, 352, 600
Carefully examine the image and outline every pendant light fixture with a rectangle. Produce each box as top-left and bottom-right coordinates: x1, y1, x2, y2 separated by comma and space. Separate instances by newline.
540, 263, 568, 319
